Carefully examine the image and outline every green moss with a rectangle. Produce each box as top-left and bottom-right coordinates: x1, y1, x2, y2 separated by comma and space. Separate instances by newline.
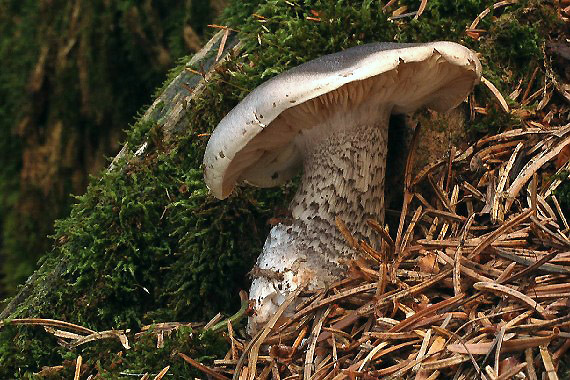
0, 0, 564, 376
470, 0, 560, 134
0, 325, 69, 378
105, 327, 228, 379
485, 13, 542, 69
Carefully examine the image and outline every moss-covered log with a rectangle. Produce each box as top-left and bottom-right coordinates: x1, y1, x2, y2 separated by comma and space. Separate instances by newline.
0, 0, 568, 377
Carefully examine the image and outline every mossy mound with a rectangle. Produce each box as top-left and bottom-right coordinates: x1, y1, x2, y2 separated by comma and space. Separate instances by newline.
0, 0, 567, 377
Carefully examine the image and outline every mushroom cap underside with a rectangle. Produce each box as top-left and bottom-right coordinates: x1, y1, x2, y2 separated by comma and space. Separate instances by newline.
203, 41, 482, 199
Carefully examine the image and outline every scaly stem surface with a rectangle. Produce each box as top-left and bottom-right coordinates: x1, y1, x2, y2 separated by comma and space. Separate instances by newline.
248, 105, 391, 333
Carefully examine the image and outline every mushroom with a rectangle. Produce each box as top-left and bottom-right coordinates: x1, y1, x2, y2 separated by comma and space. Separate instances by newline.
203, 42, 481, 333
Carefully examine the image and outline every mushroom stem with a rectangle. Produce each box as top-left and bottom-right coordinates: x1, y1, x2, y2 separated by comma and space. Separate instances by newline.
248, 105, 392, 333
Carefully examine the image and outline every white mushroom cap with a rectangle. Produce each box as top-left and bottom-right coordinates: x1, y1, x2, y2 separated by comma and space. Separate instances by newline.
203, 42, 481, 199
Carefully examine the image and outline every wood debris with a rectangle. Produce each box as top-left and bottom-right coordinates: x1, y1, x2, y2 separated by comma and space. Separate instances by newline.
201, 81, 570, 379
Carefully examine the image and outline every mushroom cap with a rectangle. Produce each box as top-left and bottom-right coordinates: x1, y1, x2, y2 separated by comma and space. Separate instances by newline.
203, 41, 481, 199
